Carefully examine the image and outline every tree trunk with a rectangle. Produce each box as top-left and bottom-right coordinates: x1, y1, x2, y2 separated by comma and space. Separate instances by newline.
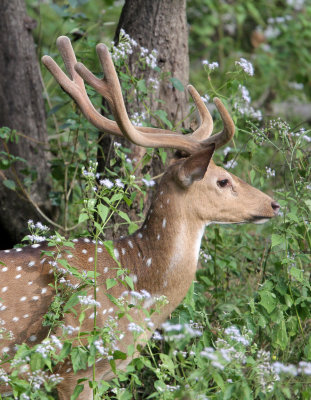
0, 0, 51, 249
99, 0, 189, 239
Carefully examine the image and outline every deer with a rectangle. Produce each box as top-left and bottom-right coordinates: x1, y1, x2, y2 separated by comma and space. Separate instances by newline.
0, 36, 280, 399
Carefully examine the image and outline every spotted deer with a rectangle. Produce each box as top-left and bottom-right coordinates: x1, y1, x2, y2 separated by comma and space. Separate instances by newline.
0, 36, 279, 399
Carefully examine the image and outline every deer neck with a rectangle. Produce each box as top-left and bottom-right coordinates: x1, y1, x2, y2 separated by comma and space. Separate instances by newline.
115, 186, 205, 313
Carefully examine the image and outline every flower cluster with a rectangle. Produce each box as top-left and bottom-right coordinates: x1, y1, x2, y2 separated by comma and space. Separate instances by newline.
234, 84, 262, 121
27, 370, 63, 391
202, 59, 219, 71
162, 321, 202, 341
78, 295, 101, 308
111, 28, 138, 63
142, 177, 156, 187
266, 166, 276, 178
235, 57, 254, 76
35, 335, 63, 359
28, 220, 49, 232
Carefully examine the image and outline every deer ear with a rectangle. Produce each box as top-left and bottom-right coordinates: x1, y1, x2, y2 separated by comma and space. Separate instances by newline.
176, 144, 215, 188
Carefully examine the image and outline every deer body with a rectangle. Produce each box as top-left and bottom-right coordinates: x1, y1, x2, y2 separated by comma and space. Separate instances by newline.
0, 36, 279, 398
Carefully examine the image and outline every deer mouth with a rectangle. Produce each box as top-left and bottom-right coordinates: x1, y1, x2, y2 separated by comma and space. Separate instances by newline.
251, 215, 272, 224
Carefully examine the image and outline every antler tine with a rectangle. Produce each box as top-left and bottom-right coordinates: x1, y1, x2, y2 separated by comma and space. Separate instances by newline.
56, 36, 83, 87
75, 43, 202, 154
202, 98, 235, 149
187, 85, 213, 140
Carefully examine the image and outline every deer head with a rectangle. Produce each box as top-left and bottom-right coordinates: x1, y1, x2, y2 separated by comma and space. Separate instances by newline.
0, 37, 279, 400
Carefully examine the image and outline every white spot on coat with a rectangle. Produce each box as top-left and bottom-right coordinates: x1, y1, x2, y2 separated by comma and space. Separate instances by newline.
88, 257, 94, 263
15, 274, 21, 279
113, 248, 119, 259
2, 267, 8, 272
146, 258, 152, 267
121, 248, 126, 255
162, 218, 166, 229
20, 297, 27, 302
1, 287, 7, 293
128, 240, 133, 249
28, 261, 35, 267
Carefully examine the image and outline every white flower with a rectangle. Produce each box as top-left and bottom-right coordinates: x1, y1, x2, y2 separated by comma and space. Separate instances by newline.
201, 94, 210, 104
78, 295, 101, 307
115, 178, 124, 188
100, 178, 114, 189
265, 166, 275, 178
235, 57, 254, 76
128, 322, 144, 333
224, 160, 237, 169
202, 60, 219, 71
142, 178, 155, 187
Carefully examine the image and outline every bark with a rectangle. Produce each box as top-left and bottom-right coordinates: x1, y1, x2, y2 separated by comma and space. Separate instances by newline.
0, 0, 51, 249
99, 0, 189, 239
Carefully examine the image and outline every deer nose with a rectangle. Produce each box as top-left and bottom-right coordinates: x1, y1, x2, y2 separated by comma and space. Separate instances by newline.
271, 201, 280, 215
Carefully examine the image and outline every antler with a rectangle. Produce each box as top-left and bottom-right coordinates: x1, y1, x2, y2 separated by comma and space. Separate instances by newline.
42, 36, 235, 154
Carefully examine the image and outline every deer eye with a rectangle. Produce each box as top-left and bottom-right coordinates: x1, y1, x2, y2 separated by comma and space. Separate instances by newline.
217, 179, 230, 188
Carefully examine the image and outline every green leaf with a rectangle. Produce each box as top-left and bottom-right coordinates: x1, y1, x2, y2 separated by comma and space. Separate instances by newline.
30, 352, 45, 371
64, 291, 86, 313
159, 353, 175, 373
71, 347, 88, 373
70, 384, 85, 400
125, 275, 134, 290
271, 233, 283, 248
3, 179, 16, 191
97, 203, 109, 224
113, 350, 127, 360
137, 79, 147, 94
58, 341, 72, 362
259, 290, 277, 314
289, 266, 304, 282
78, 213, 88, 224
305, 199, 311, 211
153, 110, 173, 129
106, 278, 117, 290
250, 169, 255, 184
118, 210, 131, 223
170, 77, 184, 92
273, 319, 288, 350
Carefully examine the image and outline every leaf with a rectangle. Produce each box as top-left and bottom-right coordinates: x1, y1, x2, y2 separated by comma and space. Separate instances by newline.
250, 169, 255, 184
159, 353, 175, 373
259, 290, 277, 314
289, 266, 304, 282
30, 352, 45, 371
170, 77, 184, 92
137, 79, 147, 94
57, 341, 72, 362
153, 110, 173, 129
106, 278, 117, 290
113, 350, 127, 360
3, 179, 16, 191
124, 275, 134, 290
118, 210, 131, 223
97, 203, 109, 224
273, 319, 288, 350
271, 233, 283, 248
64, 291, 86, 313
71, 347, 88, 373
305, 199, 311, 211
78, 213, 88, 224
70, 384, 85, 400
